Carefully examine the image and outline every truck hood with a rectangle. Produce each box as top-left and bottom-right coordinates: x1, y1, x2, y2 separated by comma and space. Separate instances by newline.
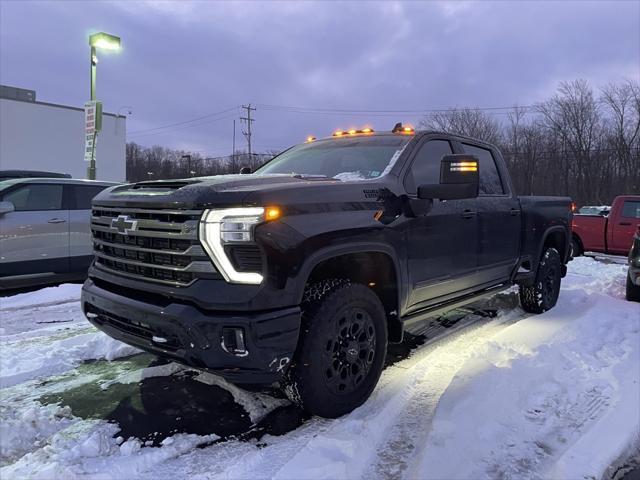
93, 174, 382, 210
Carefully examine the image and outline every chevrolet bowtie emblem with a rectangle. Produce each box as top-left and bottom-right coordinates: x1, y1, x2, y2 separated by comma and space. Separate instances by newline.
111, 215, 138, 235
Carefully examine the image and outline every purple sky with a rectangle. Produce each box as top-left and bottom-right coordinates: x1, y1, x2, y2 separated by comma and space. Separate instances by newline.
1, 1, 638, 157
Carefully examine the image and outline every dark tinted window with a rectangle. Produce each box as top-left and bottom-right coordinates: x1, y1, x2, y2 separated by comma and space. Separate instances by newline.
2, 184, 63, 211
622, 200, 640, 218
462, 143, 505, 195
406, 140, 453, 193
73, 185, 107, 210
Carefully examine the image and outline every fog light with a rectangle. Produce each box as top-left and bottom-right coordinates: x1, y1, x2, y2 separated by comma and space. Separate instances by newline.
221, 327, 248, 356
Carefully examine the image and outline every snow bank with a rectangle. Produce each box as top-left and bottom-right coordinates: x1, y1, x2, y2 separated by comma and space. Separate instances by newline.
1, 419, 217, 479
0, 330, 139, 388
0, 284, 81, 311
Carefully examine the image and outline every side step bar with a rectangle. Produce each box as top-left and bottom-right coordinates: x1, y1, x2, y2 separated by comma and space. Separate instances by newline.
401, 283, 509, 329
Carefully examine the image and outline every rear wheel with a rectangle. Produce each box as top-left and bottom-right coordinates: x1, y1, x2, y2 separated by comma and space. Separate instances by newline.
520, 247, 562, 314
570, 236, 583, 258
283, 281, 387, 418
627, 272, 640, 302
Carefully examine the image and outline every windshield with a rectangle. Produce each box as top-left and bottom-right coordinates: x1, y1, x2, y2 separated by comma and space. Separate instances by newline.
255, 135, 411, 180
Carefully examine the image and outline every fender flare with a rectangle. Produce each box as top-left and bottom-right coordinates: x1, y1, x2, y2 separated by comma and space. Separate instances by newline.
293, 241, 405, 306
537, 226, 570, 265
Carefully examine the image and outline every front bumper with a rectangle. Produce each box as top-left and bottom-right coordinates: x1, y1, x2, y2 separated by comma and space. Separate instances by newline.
81, 278, 301, 384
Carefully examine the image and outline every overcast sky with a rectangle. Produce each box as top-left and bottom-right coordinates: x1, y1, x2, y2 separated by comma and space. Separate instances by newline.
1, 0, 638, 157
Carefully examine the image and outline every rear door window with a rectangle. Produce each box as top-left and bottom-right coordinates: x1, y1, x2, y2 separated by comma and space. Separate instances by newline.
72, 185, 107, 210
2, 184, 64, 211
461, 144, 505, 195
621, 200, 640, 218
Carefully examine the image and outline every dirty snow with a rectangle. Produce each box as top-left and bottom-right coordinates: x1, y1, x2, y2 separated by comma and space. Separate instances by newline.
1, 257, 638, 479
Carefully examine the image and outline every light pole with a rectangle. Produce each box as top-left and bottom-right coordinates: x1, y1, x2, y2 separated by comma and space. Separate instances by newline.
87, 32, 121, 179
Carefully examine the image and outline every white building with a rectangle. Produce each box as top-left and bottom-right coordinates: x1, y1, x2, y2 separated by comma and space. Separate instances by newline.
0, 85, 126, 182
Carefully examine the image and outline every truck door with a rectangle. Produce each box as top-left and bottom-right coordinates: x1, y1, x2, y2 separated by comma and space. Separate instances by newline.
609, 198, 640, 254
402, 138, 479, 311
461, 143, 520, 284
0, 183, 69, 278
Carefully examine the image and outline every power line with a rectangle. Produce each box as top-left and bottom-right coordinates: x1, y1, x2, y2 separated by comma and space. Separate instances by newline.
255, 103, 537, 116
128, 113, 238, 139
128, 106, 239, 135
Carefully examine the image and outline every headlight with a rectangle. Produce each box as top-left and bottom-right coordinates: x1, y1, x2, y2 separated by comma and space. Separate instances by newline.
199, 207, 265, 285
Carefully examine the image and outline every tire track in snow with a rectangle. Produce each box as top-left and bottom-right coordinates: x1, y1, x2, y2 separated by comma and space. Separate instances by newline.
366, 308, 529, 480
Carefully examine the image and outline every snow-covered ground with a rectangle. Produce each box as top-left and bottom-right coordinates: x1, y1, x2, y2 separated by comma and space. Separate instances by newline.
1, 257, 638, 479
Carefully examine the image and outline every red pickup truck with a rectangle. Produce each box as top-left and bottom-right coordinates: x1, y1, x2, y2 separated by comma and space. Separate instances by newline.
571, 195, 640, 257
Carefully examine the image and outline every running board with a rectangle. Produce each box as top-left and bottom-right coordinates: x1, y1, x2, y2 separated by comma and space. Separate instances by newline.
401, 284, 509, 329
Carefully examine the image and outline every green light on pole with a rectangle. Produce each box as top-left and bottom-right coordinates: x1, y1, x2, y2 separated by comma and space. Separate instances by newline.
87, 32, 121, 180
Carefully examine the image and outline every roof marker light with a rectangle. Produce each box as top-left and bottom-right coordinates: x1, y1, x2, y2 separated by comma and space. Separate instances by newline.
392, 122, 415, 134
333, 130, 344, 136
306, 135, 316, 142
348, 129, 357, 135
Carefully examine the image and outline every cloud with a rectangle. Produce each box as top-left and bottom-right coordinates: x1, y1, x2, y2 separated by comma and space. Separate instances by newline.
1, 0, 638, 155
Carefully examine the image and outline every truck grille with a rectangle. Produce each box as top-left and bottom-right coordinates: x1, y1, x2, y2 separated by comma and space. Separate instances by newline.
91, 206, 219, 287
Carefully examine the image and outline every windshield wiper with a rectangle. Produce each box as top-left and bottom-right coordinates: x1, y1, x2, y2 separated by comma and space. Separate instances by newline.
290, 173, 329, 179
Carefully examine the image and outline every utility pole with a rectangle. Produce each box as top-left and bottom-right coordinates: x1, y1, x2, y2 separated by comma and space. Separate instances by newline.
232, 119, 236, 162
182, 154, 191, 177
240, 104, 255, 159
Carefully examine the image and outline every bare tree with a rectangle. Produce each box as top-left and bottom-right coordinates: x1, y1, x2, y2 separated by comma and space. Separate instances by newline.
420, 108, 503, 145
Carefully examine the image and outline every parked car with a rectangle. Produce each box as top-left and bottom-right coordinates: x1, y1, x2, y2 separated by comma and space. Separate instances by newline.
577, 205, 610, 216
0, 178, 116, 290
81, 127, 572, 418
0, 170, 71, 180
571, 195, 640, 257
627, 226, 640, 302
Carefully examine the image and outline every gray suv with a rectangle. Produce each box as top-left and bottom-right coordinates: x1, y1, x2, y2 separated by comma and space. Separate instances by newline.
0, 178, 116, 290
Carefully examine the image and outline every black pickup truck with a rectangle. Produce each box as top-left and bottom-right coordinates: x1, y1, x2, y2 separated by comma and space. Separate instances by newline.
82, 127, 572, 418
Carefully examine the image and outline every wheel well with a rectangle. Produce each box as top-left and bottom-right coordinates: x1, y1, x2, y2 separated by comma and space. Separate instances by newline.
306, 252, 402, 342
571, 232, 583, 249
543, 230, 568, 259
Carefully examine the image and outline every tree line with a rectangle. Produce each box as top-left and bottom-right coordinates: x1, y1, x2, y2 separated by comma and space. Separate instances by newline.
125, 143, 275, 183
420, 79, 639, 206
127, 79, 638, 205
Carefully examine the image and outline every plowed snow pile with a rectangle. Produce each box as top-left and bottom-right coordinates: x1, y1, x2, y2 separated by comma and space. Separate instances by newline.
1, 256, 638, 479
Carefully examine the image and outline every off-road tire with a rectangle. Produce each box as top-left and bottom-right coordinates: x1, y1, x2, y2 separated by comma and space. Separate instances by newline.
519, 247, 562, 314
570, 236, 583, 258
283, 281, 387, 418
626, 273, 640, 302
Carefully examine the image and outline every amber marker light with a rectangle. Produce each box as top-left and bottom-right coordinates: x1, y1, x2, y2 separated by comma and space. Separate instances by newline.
348, 129, 357, 135
362, 128, 374, 133
333, 130, 344, 136
306, 136, 316, 143
265, 206, 281, 221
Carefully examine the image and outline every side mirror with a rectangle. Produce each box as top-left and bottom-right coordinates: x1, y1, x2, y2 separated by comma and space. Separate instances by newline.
239, 166, 252, 174
0, 201, 15, 215
417, 154, 479, 200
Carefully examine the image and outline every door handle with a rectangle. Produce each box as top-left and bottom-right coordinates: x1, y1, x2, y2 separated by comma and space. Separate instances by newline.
510, 209, 520, 216
619, 222, 631, 226
461, 210, 477, 219
48, 218, 66, 224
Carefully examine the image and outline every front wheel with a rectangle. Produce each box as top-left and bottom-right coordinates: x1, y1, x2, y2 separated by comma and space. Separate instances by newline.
283, 282, 387, 418
519, 247, 562, 314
